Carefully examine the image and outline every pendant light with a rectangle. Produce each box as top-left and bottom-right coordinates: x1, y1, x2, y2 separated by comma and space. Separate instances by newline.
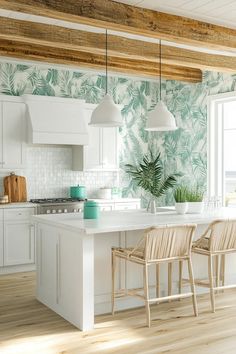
89, 30, 123, 127
145, 40, 177, 131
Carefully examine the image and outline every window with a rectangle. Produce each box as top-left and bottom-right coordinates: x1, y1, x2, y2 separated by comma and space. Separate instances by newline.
208, 92, 236, 206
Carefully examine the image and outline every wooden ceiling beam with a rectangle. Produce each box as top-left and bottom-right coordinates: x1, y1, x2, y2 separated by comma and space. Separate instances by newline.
0, 0, 236, 53
0, 39, 202, 82
0, 16, 236, 74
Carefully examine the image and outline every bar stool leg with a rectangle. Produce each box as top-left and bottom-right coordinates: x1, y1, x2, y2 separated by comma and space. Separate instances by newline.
220, 254, 226, 291
156, 263, 160, 302
179, 260, 183, 298
168, 262, 172, 302
208, 255, 215, 312
111, 251, 116, 315
143, 264, 150, 327
187, 258, 198, 317
215, 255, 220, 294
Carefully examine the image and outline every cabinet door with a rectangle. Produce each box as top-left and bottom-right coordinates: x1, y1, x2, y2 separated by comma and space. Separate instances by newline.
0, 103, 3, 167
84, 109, 102, 170
2, 101, 26, 169
3, 222, 35, 266
101, 127, 119, 170
0, 222, 3, 267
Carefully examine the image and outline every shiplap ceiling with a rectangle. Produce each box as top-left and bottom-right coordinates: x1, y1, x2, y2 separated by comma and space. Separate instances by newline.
114, 0, 236, 30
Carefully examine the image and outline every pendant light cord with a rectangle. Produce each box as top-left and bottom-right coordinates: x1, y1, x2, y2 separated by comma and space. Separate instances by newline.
159, 39, 162, 101
105, 29, 108, 95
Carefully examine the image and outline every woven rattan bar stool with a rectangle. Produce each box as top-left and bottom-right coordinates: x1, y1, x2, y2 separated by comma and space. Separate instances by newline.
190, 219, 236, 312
111, 224, 198, 327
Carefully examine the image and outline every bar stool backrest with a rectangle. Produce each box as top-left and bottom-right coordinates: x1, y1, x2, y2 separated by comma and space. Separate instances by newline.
143, 224, 196, 261
208, 219, 236, 252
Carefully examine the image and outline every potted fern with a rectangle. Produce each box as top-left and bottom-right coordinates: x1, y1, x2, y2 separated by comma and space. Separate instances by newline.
186, 186, 204, 214
174, 186, 188, 214
125, 152, 181, 213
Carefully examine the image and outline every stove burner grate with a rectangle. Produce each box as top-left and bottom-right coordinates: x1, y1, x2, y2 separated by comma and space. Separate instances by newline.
30, 198, 86, 204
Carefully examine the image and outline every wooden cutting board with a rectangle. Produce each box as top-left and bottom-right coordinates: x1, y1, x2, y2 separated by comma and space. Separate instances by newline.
4, 173, 27, 203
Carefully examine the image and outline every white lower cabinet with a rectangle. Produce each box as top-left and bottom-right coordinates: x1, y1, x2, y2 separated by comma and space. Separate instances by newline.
96, 199, 141, 211
114, 203, 140, 210
0, 211, 3, 267
99, 204, 114, 211
4, 222, 35, 266
0, 207, 36, 273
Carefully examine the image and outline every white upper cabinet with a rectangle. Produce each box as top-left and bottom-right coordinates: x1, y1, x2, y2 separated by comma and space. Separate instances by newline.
102, 127, 118, 170
83, 111, 101, 170
0, 96, 26, 169
72, 104, 119, 171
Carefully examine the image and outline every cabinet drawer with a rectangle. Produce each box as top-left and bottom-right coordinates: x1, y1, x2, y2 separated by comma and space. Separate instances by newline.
0, 210, 3, 221
99, 204, 114, 211
4, 208, 35, 221
114, 203, 139, 211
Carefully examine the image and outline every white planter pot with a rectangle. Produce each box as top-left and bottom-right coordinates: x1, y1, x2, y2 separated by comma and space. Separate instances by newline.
187, 202, 204, 214
175, 202, 188, 215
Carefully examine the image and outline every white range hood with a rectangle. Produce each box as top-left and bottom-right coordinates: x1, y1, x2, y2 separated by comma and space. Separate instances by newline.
24, 95, 89, 145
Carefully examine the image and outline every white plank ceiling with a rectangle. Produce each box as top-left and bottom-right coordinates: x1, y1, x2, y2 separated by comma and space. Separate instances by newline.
114, 0, 236, 29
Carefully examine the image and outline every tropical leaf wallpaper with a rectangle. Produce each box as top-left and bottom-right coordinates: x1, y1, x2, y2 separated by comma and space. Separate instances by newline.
1, 61, 236, 205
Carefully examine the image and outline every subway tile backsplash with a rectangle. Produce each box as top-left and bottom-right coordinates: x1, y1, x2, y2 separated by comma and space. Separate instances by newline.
0, 146, 119, 199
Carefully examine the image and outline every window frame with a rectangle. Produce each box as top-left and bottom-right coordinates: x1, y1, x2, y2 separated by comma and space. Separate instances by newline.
208, 91, 236, 205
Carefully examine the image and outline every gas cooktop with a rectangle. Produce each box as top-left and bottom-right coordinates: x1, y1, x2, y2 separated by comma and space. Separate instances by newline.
30, 198, 86, 204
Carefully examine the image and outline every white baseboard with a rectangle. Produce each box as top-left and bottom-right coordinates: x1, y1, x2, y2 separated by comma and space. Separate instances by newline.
0, 264, 35, 275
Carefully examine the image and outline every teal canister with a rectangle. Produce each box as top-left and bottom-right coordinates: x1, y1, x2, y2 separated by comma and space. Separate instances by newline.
70, 185, 86, 199
83, 200, 100, 219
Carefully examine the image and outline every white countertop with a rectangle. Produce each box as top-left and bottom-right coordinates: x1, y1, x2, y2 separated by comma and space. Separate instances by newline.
0, 202, 37, 209
32, 207, 236, 235
0, 198, 140, 210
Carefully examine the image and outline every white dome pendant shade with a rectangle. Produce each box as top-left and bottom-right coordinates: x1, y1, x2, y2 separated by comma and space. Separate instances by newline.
89, 29, 123, 128
145, 39, 177, 132
146, 100, 177, 131
89, 93, 123, 127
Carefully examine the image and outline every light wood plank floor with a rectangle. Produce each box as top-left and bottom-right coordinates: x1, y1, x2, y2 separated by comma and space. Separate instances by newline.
0, 272, 236, 354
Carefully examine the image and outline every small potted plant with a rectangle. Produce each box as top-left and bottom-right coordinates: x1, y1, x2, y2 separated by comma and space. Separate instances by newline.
186, 186, 204, 214
174, 186, 188, 214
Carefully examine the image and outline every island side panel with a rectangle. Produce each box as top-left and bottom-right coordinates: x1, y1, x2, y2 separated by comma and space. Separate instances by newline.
36, 223, 94, 331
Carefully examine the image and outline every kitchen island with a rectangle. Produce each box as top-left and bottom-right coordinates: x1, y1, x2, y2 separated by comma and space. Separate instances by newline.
33, 208, 236, 331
